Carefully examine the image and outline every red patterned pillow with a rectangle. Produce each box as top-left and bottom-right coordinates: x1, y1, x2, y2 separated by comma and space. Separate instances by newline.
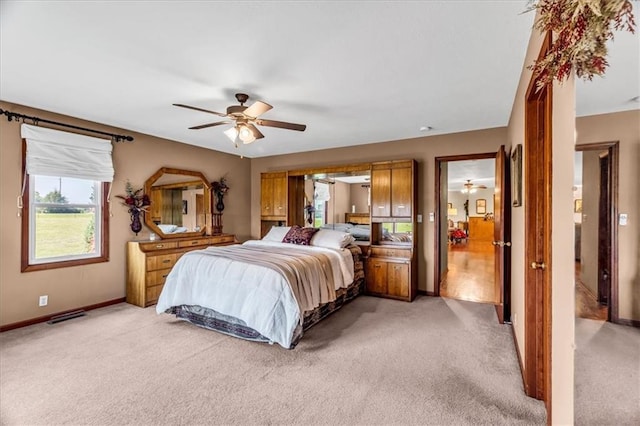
282, 225, 319, 245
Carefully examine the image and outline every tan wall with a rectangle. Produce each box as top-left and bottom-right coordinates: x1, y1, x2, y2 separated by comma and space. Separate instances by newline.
250, 128, 507, 293
506, 26, 576, 424
576, 110, 640, 322
0, 101, 252, 327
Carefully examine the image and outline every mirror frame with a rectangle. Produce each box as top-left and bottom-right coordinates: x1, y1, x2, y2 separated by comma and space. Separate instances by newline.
144, 167, 211, 239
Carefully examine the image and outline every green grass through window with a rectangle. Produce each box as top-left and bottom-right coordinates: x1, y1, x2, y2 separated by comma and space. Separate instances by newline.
35, 212, 95, 258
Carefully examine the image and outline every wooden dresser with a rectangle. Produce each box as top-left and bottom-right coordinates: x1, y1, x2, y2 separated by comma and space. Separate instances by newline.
126, 234, 237, 307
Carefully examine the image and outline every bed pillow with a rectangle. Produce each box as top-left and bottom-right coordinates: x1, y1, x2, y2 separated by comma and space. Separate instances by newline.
311, 229, 355, 249
158, 224, 178, 234
282, 225, 319, 246
262, 226, 291, 242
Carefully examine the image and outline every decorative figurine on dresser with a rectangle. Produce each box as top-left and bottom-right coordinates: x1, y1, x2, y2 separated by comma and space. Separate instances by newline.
126, 167, 237, 307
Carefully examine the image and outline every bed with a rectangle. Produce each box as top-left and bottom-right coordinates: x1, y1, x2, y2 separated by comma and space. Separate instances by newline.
156, 226, 364, 349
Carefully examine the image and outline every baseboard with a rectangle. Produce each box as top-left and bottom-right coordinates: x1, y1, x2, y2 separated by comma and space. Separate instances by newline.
418, 290, 435, 296
614, 318, 640, 328
0, 297, 125, 332
510, 324, 527, 393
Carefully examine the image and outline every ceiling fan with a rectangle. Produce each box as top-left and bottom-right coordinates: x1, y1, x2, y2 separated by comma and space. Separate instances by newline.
173, 93, 306, 146
461, 179, 487, 194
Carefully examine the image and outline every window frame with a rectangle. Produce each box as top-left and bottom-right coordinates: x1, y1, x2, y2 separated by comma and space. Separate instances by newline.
21, 140, 110, 272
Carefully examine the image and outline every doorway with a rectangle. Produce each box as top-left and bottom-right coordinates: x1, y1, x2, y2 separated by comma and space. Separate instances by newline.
574, 142, 619, 322
434, 154, 497, 304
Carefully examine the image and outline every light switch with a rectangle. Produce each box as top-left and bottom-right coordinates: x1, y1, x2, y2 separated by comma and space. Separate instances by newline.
619, 213, 628, 226
417, 214, 423, 223
429, 212, 435, 222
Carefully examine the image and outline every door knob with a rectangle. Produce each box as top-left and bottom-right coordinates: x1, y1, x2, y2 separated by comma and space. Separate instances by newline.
492, 241, 512, 247
531, 262, 546, 270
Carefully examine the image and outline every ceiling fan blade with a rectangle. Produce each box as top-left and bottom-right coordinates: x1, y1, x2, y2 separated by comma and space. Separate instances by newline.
188, 121, 231, 130
243, 101, 273, 118
255, 119, 306, 132
173, 103, 228, 118
246, 123, 264, 139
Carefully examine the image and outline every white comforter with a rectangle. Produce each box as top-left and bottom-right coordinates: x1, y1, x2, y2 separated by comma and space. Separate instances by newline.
156, 240, 354, 348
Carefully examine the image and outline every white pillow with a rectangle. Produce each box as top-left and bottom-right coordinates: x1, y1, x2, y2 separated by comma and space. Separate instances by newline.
262, 226, 292, 242
158, 224, 177, 234
310, 228, 355, 249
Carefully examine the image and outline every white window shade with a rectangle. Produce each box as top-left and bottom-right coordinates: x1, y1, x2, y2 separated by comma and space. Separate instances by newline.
21, 124, 114, 182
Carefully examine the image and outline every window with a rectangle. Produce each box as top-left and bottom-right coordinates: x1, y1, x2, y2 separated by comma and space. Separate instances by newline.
20, 124, 112, 272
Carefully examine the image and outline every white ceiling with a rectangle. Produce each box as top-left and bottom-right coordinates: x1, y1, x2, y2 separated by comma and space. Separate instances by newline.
1, 1, 638, 160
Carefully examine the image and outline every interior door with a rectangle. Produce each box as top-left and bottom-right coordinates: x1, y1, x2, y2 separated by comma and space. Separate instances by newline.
524, 33, 552, 407
493, 145, 511, 322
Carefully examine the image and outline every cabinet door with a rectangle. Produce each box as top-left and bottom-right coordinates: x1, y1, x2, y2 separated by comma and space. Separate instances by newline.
387, 262, 410, 298
391, 167, 412, 217
371, 169, 391, 217
366, 259, 388, 294
260, 176, 274, 216
272, 175, 287, 218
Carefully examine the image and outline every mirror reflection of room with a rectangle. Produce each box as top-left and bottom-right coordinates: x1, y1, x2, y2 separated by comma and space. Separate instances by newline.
304, 171, 372, 242
149, 174, 206, 235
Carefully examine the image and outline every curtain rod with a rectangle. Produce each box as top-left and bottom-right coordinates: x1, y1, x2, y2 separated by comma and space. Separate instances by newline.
0, 108, 134, 142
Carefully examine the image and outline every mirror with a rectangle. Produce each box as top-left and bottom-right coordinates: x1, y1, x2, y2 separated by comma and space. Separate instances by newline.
304, 171, 372, 242
144, 167, 211, 239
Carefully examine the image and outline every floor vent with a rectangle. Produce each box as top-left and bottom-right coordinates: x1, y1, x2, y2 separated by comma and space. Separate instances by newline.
47, 310, 86, 324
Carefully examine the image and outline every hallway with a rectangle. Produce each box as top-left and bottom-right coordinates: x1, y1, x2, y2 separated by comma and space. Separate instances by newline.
441, 239, 495, 304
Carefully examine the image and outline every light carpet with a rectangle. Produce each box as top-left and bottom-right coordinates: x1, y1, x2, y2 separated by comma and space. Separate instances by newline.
1, 296, 546, 425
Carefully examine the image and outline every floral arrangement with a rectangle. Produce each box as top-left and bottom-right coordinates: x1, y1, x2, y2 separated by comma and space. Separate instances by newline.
212, 176, 229, 198
527, 0, 636, 90
451, 228, 467, 241
115, 181, 150, 214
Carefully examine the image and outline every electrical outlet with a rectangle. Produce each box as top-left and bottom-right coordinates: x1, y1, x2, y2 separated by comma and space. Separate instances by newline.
39, 295, 48, 307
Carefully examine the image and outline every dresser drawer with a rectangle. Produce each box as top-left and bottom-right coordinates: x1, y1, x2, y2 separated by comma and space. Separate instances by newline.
138, 241, 179, 252
146, 253, 177, 271
146, 268, 172, 286
210, 235, 236, 245
145, 284, 164, 306
369, 246, 412, 259
178, 238, 209, 248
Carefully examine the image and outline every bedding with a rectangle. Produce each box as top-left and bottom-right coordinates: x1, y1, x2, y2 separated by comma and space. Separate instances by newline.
157, 240, 363, 348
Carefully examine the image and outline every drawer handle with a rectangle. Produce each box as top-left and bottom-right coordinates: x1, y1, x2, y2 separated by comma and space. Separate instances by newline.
378, 206, 385, 209
162, 274, 169, 278
162, 259, 171, 263
397, 205, 405, 208
191, 241, 199, 245
374, 264, 381, 268
155, 244, 164, 249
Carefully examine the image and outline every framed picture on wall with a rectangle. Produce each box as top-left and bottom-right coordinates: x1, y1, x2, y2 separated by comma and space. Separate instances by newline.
511, 144, 523, 207
476, 199, 486, 214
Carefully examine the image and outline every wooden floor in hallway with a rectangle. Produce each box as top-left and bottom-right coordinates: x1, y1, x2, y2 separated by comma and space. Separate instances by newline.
575, 262, 608, 321
441, 239, 495, 304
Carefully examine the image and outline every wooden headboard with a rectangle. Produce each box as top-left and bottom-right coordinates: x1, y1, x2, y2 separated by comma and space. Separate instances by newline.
345, 213, 370, 225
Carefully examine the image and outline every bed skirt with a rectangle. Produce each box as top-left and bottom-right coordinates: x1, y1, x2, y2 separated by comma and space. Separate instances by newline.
166, 245, 364, 349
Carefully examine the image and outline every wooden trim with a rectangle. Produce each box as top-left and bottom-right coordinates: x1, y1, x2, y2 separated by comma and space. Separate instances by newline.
20, 144, 110, 272
576, 141, 619, 323
0, 297, 125, 332
615, 318, 640, 328
511, 323, 527, 392
287, 163, 371, 177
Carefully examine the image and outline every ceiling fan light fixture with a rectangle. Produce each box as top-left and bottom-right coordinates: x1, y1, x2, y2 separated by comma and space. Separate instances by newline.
224, 126, 238, 143
238, 124, 256, 144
